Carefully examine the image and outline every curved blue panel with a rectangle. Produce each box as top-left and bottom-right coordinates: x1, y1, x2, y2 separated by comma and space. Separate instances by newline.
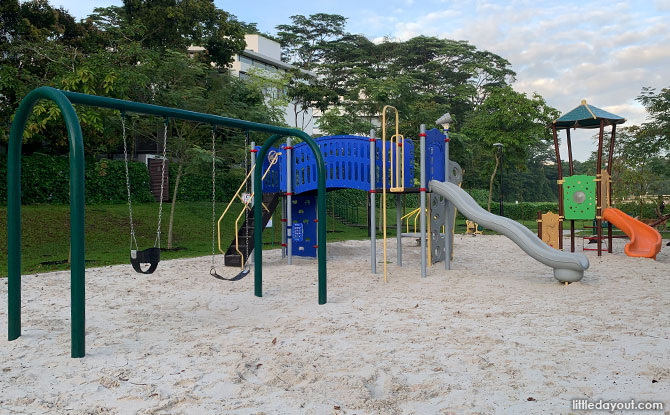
293, 135, 414, 194
257, 134, 419, 194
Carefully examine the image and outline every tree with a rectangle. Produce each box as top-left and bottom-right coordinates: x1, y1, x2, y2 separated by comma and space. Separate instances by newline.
637, 86, 670, 151
117, 0, 246, 67
597, 126, 669, 216
460, 87, 559, 211
276, 13, 347, 70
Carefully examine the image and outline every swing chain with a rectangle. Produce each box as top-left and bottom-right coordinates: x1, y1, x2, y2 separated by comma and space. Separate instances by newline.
154, 118, 168, 249
121, 112, 139, 251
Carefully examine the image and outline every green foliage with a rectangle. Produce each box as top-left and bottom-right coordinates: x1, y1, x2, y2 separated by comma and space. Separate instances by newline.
465, 189, 490, 204
637, 86, 670, 151
276, 14, 347, 70
0, 154, 153, 204
93, 0, 246, 68
461, 86, 559, 170
85, 158, 154, 204
167, 166, 244, 202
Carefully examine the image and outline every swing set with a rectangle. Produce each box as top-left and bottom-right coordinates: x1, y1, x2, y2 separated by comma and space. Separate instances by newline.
7, 87, 328, 358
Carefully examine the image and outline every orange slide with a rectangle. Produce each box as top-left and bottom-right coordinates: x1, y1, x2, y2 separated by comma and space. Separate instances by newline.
602, 208, 662, 260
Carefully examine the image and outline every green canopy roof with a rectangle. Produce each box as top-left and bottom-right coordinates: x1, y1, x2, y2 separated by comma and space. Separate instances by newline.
552, 100, 626, 129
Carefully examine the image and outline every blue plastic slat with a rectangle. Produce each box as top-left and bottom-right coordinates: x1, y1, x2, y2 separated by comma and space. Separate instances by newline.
292, 195, 317, 257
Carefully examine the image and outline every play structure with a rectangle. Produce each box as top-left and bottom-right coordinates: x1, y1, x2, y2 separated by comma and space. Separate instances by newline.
7, 89, 592, 359
541, 100, 663, 259
210, 105, 589, 285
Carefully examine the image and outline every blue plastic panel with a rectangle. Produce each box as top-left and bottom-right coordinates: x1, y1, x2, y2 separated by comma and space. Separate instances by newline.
257, 146, 282, 193
292, 194, 317, 257
291, 135, 414, 194
257, 134, 421, 194
425, 128, 446, 183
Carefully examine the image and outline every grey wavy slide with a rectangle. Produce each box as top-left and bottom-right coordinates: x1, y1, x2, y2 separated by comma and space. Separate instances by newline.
429, 180, 589, 282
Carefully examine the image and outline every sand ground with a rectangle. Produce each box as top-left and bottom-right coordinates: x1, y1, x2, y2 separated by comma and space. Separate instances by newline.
1, 235, 669, 414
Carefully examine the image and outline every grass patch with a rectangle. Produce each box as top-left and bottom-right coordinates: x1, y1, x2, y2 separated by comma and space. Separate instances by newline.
0, 200, 373, 277
2, 202, 667, 277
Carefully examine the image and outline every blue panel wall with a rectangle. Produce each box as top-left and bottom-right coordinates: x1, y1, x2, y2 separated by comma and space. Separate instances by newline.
256, 134, 427, 194
425, 128, 446, 183
258, 146, 283, 193
291, 135, 414, 194
291, 195, 317, 257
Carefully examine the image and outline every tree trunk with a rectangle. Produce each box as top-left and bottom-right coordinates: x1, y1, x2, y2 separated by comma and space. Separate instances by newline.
488, 153, 500, 213
167, 161, 183, 250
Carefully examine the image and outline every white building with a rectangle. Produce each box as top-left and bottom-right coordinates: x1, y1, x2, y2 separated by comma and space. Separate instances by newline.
191, 35, 316, 135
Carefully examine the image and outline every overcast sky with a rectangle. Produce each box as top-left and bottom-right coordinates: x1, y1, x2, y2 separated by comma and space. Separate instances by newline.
53, 0, 670, 161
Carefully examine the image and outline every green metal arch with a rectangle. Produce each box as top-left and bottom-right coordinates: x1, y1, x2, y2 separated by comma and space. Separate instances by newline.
7, 87, 86, 357
7, 86, 329, 358
253, 134, 327, 304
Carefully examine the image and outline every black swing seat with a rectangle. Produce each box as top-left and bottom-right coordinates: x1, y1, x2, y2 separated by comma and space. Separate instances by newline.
130, 248, 160, 274
210, 267, 249, 281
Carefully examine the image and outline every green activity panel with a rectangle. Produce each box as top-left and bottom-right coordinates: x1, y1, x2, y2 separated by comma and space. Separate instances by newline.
563, 175, 596, 220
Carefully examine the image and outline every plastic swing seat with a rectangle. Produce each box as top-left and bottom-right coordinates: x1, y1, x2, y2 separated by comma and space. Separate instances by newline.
210, 267, 249, 281
130, 248, 161, 274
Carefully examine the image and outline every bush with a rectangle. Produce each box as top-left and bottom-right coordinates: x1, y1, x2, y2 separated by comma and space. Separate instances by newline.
0, 154, 153, 204
167, 168, 245, 203
466, 189, 490, 204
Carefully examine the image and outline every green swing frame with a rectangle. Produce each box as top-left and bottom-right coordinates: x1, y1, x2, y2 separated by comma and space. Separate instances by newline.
7, 86, 327, 358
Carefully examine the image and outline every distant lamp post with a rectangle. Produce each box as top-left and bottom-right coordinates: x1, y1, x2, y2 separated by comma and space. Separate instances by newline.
493, 143, 504, 216
436, 113, 453, 132
436, 113, 453, 183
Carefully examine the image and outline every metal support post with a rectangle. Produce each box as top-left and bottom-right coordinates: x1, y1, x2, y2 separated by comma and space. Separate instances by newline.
444, 127, 451, 270
370, 129, 377, 274
420, 124, 427, 278
286, 137, 293, 265
396, 193, 402, 266
281, 196, 287, 258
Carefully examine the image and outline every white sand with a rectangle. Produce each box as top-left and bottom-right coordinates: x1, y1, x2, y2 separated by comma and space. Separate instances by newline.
1, 235, 669, 414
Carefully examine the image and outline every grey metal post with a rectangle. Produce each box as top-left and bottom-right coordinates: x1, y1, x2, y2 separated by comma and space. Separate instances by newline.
444, 129, 451, 270
420, 124, 427, 278
281, 196, 286, 258
286, 137, 293, 265
370, 129, 376, 274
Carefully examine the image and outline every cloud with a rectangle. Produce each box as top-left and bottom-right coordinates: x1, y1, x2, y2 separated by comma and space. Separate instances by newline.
355, 0, 670, 159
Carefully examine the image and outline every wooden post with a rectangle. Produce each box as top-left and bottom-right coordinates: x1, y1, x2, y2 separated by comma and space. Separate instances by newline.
566, 129, 575, 252
596, 119, 605, 256
537, 210, 542, 239
607, 124, 617, 253
552, 124, 563, 250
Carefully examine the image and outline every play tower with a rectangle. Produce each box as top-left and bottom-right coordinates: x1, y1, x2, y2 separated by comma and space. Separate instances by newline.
549, 100, 661, 259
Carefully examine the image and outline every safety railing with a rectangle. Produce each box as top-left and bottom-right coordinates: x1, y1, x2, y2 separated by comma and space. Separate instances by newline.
231, 151, 282, 268
216, 150, 281, 257
401, 207, 423, 234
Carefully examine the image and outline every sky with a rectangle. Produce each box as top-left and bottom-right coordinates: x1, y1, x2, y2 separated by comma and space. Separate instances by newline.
53, 0, 670, 161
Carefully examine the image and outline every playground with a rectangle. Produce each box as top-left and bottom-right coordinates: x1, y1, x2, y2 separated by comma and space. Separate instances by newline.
1, 236, 669, 413
3, 89, 670, 413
